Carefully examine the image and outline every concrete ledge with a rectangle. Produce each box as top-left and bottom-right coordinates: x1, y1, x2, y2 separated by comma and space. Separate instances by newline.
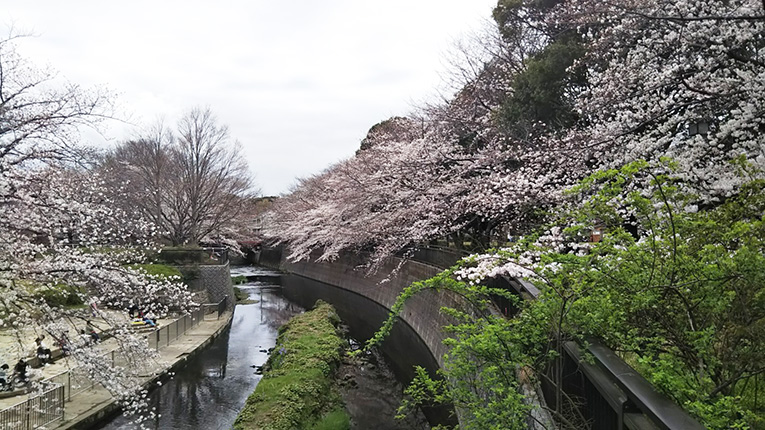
50, 313, 233, 430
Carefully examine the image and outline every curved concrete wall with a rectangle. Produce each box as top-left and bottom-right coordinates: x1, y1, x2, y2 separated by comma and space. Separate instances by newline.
272, 250, 459, 367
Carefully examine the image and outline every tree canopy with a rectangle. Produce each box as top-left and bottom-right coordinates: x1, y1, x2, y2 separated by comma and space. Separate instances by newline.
266, 0, 765, 427
103, 108, 256, 247
0, 33, 194, 421
266, 0, 765, 268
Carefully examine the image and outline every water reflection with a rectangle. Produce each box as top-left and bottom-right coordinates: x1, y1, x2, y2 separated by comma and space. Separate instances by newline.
98, 271, 301, 430
98, 266, 452, 429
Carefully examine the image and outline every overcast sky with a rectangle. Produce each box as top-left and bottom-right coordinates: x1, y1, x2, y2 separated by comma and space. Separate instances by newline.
4, 1, 496, 195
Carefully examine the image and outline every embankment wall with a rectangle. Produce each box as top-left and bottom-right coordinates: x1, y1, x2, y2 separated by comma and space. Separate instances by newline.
261, 249, 457, 367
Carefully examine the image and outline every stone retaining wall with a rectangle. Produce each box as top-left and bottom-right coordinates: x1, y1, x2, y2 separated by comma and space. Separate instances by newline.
175, 263, 234, 310
199, 263, 235, 310
274, 251, 459, 367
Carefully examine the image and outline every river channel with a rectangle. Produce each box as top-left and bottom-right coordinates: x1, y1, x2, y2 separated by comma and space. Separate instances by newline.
98, 265, 444, 429
98, 266, 301, 430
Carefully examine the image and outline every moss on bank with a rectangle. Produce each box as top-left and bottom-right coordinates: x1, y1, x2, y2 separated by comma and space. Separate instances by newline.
234, 300, 349, 430
233, 286, 259, 305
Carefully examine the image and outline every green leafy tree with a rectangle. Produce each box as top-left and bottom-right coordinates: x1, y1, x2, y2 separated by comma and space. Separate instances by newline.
491, 0, 586, 139
369, 160, 765, 429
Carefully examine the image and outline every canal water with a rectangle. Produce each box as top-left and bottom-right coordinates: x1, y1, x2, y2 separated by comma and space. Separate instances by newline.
99, 266, 301, 430
98, 265, 449, 429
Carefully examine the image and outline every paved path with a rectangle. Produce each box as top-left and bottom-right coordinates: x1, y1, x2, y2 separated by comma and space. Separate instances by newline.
0, 312, 232, 429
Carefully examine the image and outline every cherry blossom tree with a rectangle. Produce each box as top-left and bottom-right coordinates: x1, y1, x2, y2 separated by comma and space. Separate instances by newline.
0, 33, 194, 422
266, 2, 765, 427
265, 26, 585, 267
267, 0, 764, 272
559, 0, 765, 201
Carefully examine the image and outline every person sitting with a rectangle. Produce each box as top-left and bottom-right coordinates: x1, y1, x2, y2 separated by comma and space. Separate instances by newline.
0, 364, 9, 391
53, 331, 72, 356
35, 335, 52, 366
13, 359, 28, 385
128, 304, 144, 319
86, 321, 100, 342
79, 329, 93, 346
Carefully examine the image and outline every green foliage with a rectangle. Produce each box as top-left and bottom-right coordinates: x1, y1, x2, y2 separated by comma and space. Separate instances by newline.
369, 161, 765, 429
234, 301, 347, 430
491, 0, 584, 138
35, 284, 84, 308
311, 409, 350, 430
232, 275, 247, 285
233, 286, 248, 301
363, 269, 530, 429
521, 163, 764, 428
492, 0, 561, 42
498, 35, 586, 136
127, 264, 182, 279
233, 286, 258, 305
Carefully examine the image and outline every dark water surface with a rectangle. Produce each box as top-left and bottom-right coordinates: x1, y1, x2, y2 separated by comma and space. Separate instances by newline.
98, 265, 449, 429
98, 267, 301, 430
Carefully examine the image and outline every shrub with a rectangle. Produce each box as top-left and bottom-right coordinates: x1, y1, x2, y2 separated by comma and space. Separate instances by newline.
36, 284, 84, 308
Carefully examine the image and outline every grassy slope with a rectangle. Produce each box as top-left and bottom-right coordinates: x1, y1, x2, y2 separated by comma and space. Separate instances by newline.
234, 300, 349, 430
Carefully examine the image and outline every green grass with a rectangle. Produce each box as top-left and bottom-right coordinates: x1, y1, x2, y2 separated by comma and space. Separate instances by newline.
233, 300, 348, 430
35, 283, 84, 307
312, 409, 350, 430
127, 263, 182, 279
233, 287, 248, 301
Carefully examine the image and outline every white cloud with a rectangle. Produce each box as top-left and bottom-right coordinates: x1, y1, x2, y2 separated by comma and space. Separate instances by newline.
4, 0, 496, 195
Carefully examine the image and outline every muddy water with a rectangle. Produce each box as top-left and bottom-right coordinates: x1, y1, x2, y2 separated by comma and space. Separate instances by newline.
338, 345, 430, 430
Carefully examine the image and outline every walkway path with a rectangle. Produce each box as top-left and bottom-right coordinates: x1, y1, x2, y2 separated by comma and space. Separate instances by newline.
0, 312, 232, 429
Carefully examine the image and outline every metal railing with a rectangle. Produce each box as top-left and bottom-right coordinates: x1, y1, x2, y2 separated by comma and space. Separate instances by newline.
0, 384, 64, 430
409, 246, 704, 430
156, 247, 230, 266
146, 307, 205, 350
0, 302, 230, 429
203, 296, 228, 320
401, 245, 471, 270
146, 298, 226, 350
43, 350, 128, 401
503, 276, 704, 429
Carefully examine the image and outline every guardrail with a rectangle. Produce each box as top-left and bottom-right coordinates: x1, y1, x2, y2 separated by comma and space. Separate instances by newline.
500, 277, 705, 430
0, 384, 64, 430
146, 298, 226, 350
147, 307, 205, 350
156, 247, 230, 266
399, 245, 470, 270
203, 296, 228, 320
0, 302, 230, 429
414, 246, 704, 430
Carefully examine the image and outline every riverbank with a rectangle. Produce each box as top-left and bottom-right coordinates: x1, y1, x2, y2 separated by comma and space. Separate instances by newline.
48, 312, 233, 429
234, 300, 348, 430
96, 273, 302, 429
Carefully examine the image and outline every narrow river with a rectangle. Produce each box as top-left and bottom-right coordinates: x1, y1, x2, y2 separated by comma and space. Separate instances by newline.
98, 267, 301, 430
